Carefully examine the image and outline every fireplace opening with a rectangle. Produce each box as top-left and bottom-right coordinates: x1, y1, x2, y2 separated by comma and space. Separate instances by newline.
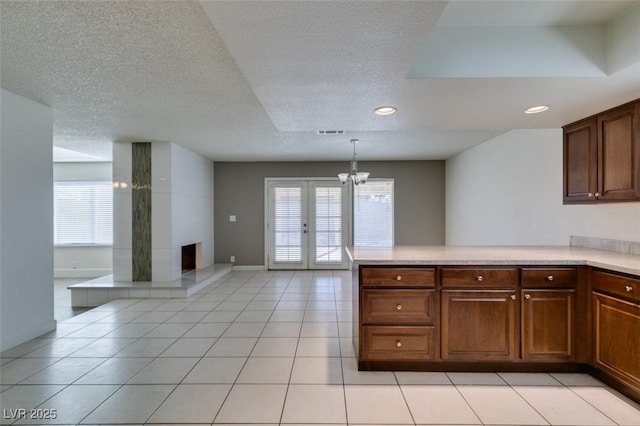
182, 244, 196, 273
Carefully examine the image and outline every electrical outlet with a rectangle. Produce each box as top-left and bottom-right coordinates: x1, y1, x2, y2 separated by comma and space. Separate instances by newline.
230, 255, 236, 263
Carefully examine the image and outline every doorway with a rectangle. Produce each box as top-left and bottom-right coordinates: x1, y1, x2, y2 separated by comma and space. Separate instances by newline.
265, 179, 349, 270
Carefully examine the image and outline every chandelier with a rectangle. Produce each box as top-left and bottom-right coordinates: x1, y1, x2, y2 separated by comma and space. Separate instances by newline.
337, 139, 370, 185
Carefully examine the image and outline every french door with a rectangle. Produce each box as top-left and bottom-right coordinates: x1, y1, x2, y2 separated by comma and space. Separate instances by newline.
266, 179, 349, 270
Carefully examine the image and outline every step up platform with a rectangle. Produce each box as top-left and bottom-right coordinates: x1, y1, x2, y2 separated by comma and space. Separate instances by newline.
68, 263, 232, 307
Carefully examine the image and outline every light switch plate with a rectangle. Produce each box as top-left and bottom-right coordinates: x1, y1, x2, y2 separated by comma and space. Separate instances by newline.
229, 215, 236, 222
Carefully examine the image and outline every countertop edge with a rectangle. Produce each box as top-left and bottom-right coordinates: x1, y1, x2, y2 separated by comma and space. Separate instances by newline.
345, 246, 640, 277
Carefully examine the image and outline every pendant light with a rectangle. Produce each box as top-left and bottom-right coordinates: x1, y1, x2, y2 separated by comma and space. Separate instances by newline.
338, 139, 370, 185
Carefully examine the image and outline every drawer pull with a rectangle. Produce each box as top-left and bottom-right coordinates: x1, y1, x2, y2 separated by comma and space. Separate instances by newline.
546, 275, 554, 282
510, 294, 516, 300
396, 275, 402, 281
525, 294, 531, 300
396, 341, 402, 348
476, 275, 484, 282
626, 285, 634, 292
396, 304, 403, 311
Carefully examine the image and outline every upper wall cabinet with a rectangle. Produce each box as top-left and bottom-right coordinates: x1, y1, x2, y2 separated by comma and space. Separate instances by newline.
563, 99, 640, 204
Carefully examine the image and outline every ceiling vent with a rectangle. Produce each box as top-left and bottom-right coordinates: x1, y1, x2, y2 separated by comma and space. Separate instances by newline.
317, 130, 345, 135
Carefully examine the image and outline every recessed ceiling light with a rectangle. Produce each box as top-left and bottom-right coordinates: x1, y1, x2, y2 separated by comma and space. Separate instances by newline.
524, 105, 550, 114
374, 106, 397, 116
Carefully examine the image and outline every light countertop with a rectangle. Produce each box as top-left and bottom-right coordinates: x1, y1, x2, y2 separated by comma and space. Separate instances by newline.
346, 245, 640, 276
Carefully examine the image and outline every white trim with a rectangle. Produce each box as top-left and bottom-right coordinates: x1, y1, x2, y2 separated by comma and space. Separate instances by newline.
54, 268, 113, 278
231, 265, 267, 271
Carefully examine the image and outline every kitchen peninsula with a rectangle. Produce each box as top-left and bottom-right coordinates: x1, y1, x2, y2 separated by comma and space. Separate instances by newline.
348, 245, 640, 403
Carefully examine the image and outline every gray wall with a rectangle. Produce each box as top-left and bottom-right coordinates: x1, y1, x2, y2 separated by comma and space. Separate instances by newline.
214, 161, 445, 266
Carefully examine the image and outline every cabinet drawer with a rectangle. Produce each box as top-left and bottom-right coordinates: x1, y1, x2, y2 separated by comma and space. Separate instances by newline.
521, 267, 577, 288
361, 267, 435, 287
361, 326, 435, 361
362, 289, 435, 324
441, 267, 516, 288
592, 270, 640, 303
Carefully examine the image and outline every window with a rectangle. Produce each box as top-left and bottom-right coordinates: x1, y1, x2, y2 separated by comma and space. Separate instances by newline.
54, 181, 113, 245
353, 179, 394, 246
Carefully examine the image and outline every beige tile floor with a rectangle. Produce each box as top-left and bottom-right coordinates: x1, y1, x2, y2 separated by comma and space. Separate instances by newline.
2, 270, 640, 425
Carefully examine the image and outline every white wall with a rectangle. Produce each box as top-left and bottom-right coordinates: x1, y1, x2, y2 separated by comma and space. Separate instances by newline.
446, 129, 640, 245
0, 89, 55, 351
112, 142, 133, 281
151, 142, 215, 281
169, 143, 215, 275
54, 162, 113, 278
113, 141, 214, 282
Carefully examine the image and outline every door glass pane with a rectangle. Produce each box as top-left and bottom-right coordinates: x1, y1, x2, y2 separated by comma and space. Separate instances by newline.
274, 187, 302, 262
315, 186, 342, 263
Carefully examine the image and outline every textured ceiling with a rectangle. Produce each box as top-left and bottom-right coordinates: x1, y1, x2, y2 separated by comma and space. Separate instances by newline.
1, 0, 640, 162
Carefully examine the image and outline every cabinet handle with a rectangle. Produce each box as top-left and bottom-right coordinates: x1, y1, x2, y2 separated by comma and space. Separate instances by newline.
546, 275, 554, 282
396, 341, 402, 348
476, 275, 484, 282
525, 294, 531, 300
588, 193, 594, 197
626, 285, 634, 292
396, 275, 402, 281
510, 294, 516, 300
396, 304, 403, 311
595, 192, 601, 197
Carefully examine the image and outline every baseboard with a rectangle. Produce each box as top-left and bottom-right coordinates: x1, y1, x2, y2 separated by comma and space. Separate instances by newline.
54, 268, 112, 278
231, 265, 266, 271
0, 319, 57, 352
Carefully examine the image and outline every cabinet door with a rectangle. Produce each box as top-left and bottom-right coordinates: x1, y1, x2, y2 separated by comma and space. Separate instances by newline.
441, 290, 516, 361
597, 103, 640, 201
593, 293, 640, 390
563, 118, 598, 203
521, 290, 575, 361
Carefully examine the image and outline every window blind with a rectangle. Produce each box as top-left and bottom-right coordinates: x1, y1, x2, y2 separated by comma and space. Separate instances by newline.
274, 187, 302, 262
54, 181, 113, 245
315, 186, 343, 263
353, 179, 394, 246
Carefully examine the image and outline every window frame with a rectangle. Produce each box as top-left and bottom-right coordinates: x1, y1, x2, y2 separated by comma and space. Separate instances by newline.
53, 179, 114, 247
352, 178, 394, 247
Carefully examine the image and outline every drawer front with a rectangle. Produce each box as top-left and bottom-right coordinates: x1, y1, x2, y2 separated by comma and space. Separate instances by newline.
362, 289, 435, 324
521, 267, 577, 288
441, 267, 516, 288
592, 270, 640, 303
361, 267, 435, 287
361, 326, 435, 360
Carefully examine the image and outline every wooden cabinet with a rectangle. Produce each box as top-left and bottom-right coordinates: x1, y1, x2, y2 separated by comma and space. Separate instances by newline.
440, 266, 517, 361
359, 267, 436, 362
520, 267, 577, 361
361, 289, 435, 324
441, 290, 516, 361
362, 326, 435, 361
592, 270, 640, 393
593, 293, 640, 390
353, 261, 639, 403
563, 99, 640, 203
521, 289, 575, 361
361, 267, 435, 287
